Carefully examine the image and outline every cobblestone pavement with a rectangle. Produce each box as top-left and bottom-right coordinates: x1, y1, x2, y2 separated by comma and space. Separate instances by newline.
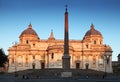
0, 75, 120, 82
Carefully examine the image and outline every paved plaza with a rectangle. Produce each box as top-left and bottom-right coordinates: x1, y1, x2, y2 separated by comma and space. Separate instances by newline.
0, 74, 120, 82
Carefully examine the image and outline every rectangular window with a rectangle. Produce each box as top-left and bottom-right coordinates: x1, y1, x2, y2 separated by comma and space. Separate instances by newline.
94, 40, 96, 44
26, 40, 29, 44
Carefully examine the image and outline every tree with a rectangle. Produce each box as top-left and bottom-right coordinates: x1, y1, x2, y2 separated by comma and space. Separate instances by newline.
0, 48, 8, 67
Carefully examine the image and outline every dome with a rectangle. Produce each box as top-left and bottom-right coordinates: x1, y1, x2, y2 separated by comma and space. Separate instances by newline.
85, 24, 102, 37
20, 24, 38, 37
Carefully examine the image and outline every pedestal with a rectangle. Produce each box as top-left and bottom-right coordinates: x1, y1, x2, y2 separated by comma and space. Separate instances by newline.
61, 71, 72, 77
62, 55, 72, 77
62, 55, 71, 70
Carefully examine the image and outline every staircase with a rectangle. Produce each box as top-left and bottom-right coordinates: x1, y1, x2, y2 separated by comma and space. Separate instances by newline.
9, 68, 105, 77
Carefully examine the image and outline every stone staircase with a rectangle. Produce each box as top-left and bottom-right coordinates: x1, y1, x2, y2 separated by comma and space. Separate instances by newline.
9, 68, 105, 77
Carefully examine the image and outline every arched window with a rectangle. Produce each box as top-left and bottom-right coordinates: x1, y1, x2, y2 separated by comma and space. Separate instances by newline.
51, 53, 54, 59
86, 44, 88, 48
33, 55, 35, 59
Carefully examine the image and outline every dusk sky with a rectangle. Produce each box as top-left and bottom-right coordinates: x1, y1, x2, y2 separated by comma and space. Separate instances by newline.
0, 0, 120, 61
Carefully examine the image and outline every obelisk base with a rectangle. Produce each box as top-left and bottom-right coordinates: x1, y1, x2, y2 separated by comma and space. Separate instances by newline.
61, 55, 72, 77
62, 55, 71, 70
61, 71, 72, 77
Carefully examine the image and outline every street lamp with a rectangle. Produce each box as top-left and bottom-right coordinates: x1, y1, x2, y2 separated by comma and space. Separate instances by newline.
82, 40, 84, 69
104, 53, 110, 77
13, 42, 18, 77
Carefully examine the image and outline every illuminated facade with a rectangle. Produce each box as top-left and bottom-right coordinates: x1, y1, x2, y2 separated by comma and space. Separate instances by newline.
8, 9, 113, 73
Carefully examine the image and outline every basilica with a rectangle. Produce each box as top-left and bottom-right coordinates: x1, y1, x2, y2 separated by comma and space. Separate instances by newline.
8, 8, 113, 73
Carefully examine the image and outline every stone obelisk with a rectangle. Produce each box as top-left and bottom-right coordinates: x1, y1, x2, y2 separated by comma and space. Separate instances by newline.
62, 5, 71, 70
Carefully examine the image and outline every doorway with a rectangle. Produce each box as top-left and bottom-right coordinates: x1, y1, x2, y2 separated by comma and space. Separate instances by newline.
76, 63, 80, 69
32, 63, 35, 69
41, 62, 45, 69
85, 63, 89, 69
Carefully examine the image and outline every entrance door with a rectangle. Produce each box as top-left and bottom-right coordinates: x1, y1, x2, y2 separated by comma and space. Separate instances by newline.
41, 62, 45, 69
76, 63, 80, 69
85, 63, 89, 69
32, 63, 35, 69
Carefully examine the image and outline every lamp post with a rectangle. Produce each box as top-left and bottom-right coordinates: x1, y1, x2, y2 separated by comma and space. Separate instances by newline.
82, 40, 84, 69
13, 42, 17, 77
104, 55, 107, 77
104, 53, 110, 77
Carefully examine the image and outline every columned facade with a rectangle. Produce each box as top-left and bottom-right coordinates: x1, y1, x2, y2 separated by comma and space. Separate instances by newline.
8, 8, 113, 73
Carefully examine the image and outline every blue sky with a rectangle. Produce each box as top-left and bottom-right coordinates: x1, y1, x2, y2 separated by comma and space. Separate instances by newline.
0, 0, 120, 61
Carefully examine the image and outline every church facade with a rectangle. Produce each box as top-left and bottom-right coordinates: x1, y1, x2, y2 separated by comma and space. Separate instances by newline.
8, 8, 113, 73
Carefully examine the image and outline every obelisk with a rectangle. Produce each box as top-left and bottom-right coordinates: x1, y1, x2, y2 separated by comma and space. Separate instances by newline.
62, 5, 71, 70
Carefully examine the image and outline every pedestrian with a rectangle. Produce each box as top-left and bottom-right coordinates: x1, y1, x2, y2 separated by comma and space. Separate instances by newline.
86, 75, 89, 79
